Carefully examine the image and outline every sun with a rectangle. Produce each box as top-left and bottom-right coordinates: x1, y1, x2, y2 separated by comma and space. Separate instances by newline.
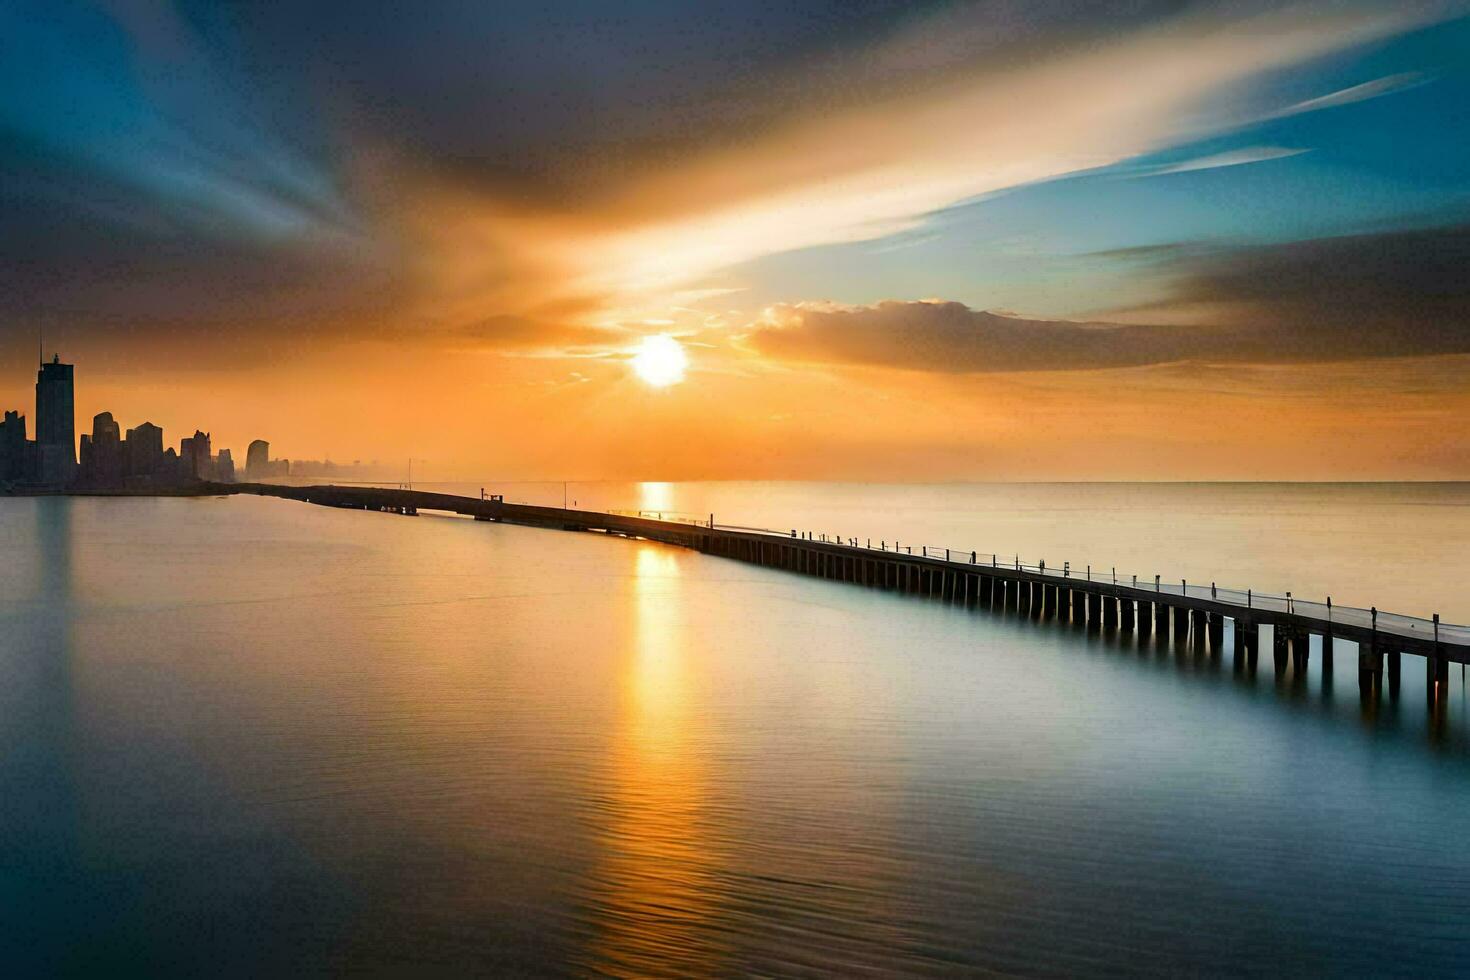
630, 334, 688, 387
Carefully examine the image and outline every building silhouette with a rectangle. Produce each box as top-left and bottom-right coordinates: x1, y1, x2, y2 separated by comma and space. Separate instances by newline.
125, 421, 164, 479
180, 430, 213, 481
79, 411, 124, 486
0, 410, 26, 483
216, 447, 235, 483
35, 354, 76, 485
2, 353, 258, 491
246, 439, 270, 479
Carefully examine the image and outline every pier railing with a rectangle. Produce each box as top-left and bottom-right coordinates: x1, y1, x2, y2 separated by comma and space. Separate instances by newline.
607, 508, 711, 527
707, 524, 1466, 644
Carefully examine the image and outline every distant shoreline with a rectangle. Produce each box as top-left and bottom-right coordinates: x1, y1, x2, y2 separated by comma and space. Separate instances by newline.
2, 483, 239, 497
5, 479, 1470, 496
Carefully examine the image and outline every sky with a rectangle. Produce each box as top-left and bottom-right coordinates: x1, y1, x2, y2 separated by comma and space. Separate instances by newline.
3, 0, 1469, 481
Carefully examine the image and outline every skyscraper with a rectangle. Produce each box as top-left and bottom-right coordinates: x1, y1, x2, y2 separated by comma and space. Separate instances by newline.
85, 411, 124, 485
125, 421, 164, 478
180, 430, 213, 480
35, 353, 76, 485
246, 439, 270, 479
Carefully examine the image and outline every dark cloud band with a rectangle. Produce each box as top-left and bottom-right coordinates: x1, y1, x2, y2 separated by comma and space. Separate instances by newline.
750, 224, 1470, 373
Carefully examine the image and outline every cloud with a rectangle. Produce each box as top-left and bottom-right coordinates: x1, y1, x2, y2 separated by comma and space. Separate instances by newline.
0, 1, 359, 241
446, 315, 628, 353
1138, 222, 1470, 358
454, 2, 1443, 321
1265, 71, 1431, 119
748, 301, 1251, 373
1129, 146, 1308, 177
0, 0, 1460, 367
749, 224, 1470, 373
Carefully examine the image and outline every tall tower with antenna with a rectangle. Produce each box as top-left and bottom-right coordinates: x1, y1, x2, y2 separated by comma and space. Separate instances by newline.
35, 344, 77, 485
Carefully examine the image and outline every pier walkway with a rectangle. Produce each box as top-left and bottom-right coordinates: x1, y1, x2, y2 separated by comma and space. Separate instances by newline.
232, 482, 1467, 695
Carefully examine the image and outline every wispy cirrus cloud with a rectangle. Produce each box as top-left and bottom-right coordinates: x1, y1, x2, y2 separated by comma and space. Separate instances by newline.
413, 3, 1448, 331
390, 1, 1466, 359
1265, 70, 1432, 120
1128, 146, 1309, 177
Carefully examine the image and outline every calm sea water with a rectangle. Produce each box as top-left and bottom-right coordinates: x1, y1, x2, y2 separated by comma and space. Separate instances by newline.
2, 484, 1469, 975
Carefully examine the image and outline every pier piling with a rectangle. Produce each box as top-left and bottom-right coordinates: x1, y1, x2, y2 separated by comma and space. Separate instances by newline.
1188, 609, 1206, 651
1290, 630, 1309, 675
1359, 640, 1384, 695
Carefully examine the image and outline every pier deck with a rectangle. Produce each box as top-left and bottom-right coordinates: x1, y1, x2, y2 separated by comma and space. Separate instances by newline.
232, 482, 1468, 678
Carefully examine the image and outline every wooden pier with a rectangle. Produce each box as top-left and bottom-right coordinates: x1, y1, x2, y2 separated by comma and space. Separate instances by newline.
232, 482, 1468, 697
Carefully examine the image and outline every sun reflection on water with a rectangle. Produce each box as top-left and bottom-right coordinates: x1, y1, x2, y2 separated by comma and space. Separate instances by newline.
584, 545, 728, 976
636, 481, 675, 516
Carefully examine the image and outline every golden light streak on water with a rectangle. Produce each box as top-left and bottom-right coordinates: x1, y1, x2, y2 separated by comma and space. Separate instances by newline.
583, 545, 728, 976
